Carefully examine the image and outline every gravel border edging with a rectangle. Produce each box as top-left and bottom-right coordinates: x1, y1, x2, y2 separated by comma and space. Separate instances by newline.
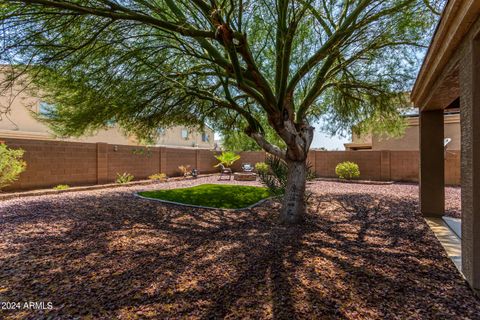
0, 180, 157, 201
134, 192, 276, 211
315, 177, 394, 185
0, 174, 217, 201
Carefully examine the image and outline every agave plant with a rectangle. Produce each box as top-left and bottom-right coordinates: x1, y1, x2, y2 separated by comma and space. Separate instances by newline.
257, 156, 316, 196
214, 151, 240, 168
115, 172, 134, 184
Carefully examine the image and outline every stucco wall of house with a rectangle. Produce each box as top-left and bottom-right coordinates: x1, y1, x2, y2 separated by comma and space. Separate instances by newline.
351, 132, 372, 144
346, 113, 461, 151
0, 72, 135, 145
372, 125, 420, 151
155, 126, 214, 149
0, 73, 50, 137
0, 71, 214, 148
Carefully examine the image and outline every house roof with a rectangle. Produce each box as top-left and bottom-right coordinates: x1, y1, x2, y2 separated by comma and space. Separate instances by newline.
411, 0, 480, 110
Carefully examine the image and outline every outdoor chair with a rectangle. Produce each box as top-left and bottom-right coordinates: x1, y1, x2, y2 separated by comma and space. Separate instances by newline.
191, 168, 199, 179
218, 164, 233, 180
241, 163, 254, 172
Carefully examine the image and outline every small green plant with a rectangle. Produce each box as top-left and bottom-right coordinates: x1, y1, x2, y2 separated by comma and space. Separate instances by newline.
255, 162, 269, 174
307, 165, 317, 180
256, 157, 315, 196
256, 157, 288, 196
132, 147, 152, 157
116, 172, 134, 184
335, 161, 360, 180
149, 173, 168, 182
178, 165, 191, 178
214, 151, 240, 168
0, 143, 27, 190
53, 184, 70, 190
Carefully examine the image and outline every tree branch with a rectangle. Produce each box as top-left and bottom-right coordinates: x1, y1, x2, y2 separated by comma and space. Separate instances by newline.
17, 0, 216, 38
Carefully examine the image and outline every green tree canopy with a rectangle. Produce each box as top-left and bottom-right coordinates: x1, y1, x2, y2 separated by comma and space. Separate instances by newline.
0, 0, 440, 222
221, 115, 286, 151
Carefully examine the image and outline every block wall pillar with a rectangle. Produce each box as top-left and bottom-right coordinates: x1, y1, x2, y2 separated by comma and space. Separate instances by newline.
159, 147, 167, 174
96, 143, 108, 184
380, 151, 391, 181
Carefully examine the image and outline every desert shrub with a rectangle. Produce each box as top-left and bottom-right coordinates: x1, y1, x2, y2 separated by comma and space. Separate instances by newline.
116, 172, 134, 184
257, 157, 315, 196
0, 143, 27, 189
335, 161, 360, 180
255, 162, 269, 174
307, 163, 317, 180
257, 156, 288, 196
149, 173, 168, 182
53, 184, 70, 190
214, 151, 240, 168
178, 165, 191, 178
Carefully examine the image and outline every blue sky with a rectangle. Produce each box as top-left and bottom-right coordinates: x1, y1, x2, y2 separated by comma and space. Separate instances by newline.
214, 119, 350, 150
311, 120, 351, 150
311, 121, 349, 150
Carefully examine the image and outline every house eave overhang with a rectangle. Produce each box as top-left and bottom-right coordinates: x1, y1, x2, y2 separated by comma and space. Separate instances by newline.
411, 0, 480, 110
344, 143, 372, 150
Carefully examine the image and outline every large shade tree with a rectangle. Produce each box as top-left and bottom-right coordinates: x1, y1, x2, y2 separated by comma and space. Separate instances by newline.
0, 0, 438, 223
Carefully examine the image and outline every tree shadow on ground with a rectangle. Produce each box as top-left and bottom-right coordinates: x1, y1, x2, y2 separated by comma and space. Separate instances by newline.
0, 189, 478, 319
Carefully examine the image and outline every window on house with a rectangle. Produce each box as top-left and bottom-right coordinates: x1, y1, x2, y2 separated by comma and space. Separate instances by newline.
105, 119, 116, 127
202, 132, 209, 142
181, 128, 189, 140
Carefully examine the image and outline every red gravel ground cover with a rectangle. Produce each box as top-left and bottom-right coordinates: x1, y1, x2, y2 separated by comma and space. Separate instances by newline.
0, 177, 476, 319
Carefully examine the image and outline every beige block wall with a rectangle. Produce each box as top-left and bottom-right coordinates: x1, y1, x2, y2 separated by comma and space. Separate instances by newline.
444, 120, 461, 150
107, 144, 160, 181
315, 151, 383, 180
230, 152, 266, 172
445, 151, 461, 186
0, 138, 220, 191
390, 151, 419, 181
1, 138, 98, 190
165, 147, 198, 176
0, 138, 461, 191
197, 149, 220, 173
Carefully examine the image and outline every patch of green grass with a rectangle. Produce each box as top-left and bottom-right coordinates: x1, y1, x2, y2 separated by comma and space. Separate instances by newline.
138, 184, 271, 209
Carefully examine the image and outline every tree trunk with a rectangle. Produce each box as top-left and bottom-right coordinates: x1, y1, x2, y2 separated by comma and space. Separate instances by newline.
281, 158, 307, 224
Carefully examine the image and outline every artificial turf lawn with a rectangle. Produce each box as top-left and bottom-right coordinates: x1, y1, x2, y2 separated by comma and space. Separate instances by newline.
138, 184, 271, 209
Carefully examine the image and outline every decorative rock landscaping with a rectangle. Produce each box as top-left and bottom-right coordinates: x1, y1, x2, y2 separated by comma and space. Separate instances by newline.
0, 177, 474, 319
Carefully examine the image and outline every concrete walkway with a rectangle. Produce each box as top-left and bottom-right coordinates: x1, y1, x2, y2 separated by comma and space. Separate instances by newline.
443, 216, 462, 238
426, 217, 462, 273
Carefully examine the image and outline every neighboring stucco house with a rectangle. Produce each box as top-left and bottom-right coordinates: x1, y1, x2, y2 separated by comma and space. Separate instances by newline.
0, 69, 214, 148
154, 126, 214, 148
344, 109, 460, 151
